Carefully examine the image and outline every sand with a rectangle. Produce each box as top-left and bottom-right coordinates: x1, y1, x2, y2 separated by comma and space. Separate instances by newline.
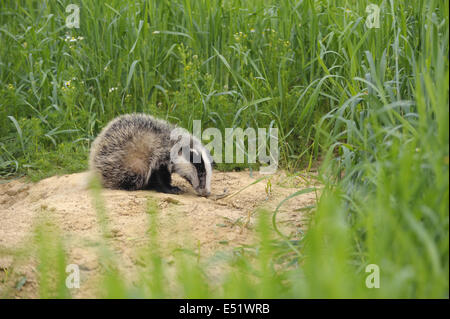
0, 169, 318, 298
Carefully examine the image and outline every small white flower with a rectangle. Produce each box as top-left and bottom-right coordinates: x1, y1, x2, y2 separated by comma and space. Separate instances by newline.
109, 87, 118, 93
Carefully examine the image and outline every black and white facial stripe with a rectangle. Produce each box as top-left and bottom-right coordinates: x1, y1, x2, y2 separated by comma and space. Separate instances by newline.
171, 137, 212, 197
190, 148, 212, 194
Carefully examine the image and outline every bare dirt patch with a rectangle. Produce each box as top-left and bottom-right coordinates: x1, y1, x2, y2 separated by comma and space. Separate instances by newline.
0, 170, 318, 298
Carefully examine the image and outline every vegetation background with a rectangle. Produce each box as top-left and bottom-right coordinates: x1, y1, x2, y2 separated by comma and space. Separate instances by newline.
0, 0, 448, 298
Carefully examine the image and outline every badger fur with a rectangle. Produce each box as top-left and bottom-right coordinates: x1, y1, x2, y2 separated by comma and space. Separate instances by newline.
89, 113, 212, 197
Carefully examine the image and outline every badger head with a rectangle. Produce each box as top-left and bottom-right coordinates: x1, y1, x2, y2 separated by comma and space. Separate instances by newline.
169, 129, 212, 197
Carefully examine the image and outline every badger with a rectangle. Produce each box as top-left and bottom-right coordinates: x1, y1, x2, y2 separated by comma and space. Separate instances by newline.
89, 113, 212, 197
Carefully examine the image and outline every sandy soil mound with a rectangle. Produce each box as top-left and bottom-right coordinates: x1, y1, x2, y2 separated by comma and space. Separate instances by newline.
0, 170, 318, 298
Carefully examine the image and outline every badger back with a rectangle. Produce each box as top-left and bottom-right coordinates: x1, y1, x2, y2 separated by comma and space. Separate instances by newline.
89, 114, 172, 190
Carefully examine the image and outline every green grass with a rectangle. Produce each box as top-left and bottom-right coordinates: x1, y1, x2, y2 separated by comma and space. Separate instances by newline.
0, 0, 448, 298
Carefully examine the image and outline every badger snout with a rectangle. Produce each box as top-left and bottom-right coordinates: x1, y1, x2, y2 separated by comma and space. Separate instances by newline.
196, 188, 211, 197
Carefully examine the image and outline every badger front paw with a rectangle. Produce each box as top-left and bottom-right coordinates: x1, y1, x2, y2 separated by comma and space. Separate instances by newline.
164, 185, 182, 195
